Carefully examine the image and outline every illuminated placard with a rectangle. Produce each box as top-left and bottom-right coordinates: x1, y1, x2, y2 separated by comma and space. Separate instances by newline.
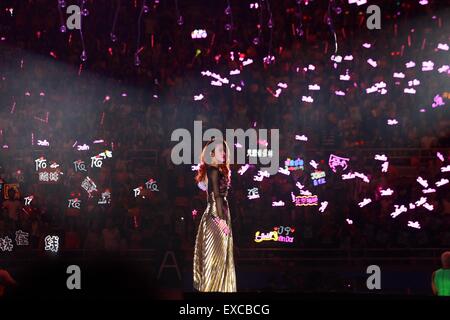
284, 157, 304, 171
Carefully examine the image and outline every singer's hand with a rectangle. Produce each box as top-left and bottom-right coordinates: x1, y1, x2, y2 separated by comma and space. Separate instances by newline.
213, 217, 230, 236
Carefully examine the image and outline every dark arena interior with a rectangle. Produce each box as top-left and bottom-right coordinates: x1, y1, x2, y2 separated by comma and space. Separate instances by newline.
0, 0, 449, 312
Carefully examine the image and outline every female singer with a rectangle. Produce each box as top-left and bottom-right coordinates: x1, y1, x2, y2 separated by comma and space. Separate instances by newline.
193, 138, 236, 292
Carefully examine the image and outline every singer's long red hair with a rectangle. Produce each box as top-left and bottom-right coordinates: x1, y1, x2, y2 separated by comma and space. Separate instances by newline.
195, 138, 231, 186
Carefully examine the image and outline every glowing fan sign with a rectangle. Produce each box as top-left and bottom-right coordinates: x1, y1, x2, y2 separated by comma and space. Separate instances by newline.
38, 171, 60, 183
247, 149, 273, 158
24, 195, 33, 206
68, 198, 81, 209
238, 164, 249, 175
0, 237, 13, 252
328, 154, 349, 172
319, 201, 328, 213
35, 157, 47, 171
77, 144, 90, 151
73, 160, 87, 172
254, 226, 295, 243
90, 156, 103, 168
247, 187, 260, 200
311, 170, 326, 186
309, 160, 319, 169
91, 150, 112, 168
133, 187, 142, 198
81, 176, 97, 197
408, 221, 421, 229
98, 191, 111, 205
37, 139, 49, 146
295, 195, 318, 206
15, 230, 29, 246
278, 167, 290, 175
44, 235, 59, 253
191, 29, 207, 39
35, 157, 61, 184
390, 205, 408, 218
284, 157, 304, 171
3, 184, 19, 200
272, 200, 285, 207
253, 170, 270, 182
380, 188, 394, 196
145, 179, 159, 191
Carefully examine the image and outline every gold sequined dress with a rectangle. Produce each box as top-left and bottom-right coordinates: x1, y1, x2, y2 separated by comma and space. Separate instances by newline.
193, 165, 236, 292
